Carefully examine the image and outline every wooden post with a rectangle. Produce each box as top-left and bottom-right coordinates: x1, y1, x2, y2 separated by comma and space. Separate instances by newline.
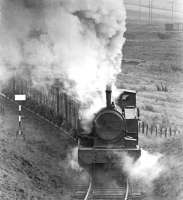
0, 103, 3, 114
60, 93, 64, 118
13, 76, 16, 94
142, 122, 144, 134
160, 127, 163, 137
156, 126, 158, 136
56, 87, 60, 115
151, 125, 153, 135
2, 103, 4, 115
165, 128, 167, 137
68, 99, 71, 129
146, 124, 148, 136
64, 93, 68, 126
169, 127, 172, 136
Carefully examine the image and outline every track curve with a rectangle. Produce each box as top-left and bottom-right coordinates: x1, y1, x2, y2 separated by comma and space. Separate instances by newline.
84, 177, 92, 200
72, 177, 130, 200
124, 178, 129, 200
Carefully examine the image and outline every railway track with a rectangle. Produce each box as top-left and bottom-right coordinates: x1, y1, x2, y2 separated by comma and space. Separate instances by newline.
71, 178, 136, 200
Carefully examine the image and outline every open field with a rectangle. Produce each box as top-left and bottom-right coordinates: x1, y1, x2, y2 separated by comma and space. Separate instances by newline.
119, 16, 183, 200
119, 23, 183, 130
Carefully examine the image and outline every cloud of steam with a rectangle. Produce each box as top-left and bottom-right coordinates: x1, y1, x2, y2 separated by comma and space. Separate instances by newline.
117, 149, 165, 186
65, 146, 82, 172
0, 0, 126, 129
62, 146, 89, 184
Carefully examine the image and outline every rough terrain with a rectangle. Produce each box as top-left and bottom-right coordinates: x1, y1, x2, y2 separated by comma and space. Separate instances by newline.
120, 23, 183, 130
121, 20, 183, 200
0, 97, 88, 200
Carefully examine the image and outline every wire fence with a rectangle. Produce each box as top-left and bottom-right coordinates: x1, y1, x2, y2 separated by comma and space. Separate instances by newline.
138, 121, 181, 138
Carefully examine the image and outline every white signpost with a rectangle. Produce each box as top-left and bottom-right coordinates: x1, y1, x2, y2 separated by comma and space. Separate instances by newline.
14, 94, 26, 139
15, 94, 26, 101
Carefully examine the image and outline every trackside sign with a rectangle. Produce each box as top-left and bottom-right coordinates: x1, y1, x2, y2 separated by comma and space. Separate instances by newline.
14, 94, 26, 101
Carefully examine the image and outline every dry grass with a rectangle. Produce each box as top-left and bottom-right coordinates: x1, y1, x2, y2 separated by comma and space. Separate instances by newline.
0, 98, 87, 200
121, 22, 183, 200
139, 134, 183, 200
119, 23, 183, 131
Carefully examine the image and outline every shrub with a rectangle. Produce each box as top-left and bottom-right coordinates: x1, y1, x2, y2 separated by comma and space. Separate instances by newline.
144, 105, 155, 112
156, 82, 168, 92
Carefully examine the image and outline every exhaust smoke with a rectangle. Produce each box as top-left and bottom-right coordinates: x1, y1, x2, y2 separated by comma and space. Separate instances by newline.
0, 0, 126, 130
115, 149, 165, 196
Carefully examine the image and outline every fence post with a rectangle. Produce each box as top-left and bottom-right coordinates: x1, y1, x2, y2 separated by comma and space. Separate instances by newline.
0, 102, 5, 115
165, 128, 167, 137
160, 127, 163, 137
169, 127, 172, 136
64, 93, 68, 126
151, 125, 153, 135
142, 122, 144, 134
146, 124, 148, 136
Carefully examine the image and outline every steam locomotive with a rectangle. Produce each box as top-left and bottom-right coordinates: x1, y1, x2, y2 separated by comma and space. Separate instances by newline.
78, 86, 141, 166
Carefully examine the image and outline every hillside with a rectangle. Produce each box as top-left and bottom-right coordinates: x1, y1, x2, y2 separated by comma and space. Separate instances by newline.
139, 134, 183, 200
118, 23, 183, 130
119, 12, 183, 200
0, 98, 88, 200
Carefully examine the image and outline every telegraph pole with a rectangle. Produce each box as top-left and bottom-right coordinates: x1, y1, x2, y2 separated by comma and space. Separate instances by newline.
149, 0, 151, 24
139, 0, 141, 23
148, 0, 153, 24
151, 0, 153, 24
170, 0, 174, 22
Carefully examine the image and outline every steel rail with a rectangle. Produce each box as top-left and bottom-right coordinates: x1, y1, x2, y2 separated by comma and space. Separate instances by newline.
124, 178, 129, 200
84, 177, 92, 200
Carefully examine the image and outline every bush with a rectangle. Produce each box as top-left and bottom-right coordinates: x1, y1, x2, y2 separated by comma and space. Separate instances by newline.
144, 105, 155, 112
170, 64, 182, 72
156, 82, 168, 92
157, 32, 171, 40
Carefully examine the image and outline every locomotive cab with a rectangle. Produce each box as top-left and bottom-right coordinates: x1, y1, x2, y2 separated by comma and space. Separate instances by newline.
117, 90, 140, 148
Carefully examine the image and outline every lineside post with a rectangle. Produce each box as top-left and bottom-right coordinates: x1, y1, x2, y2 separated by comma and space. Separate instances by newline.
146, 124, 148, 136
169, 127, 172, 136
142, 122, 144, 134
156, 126, 158, 136
15, 94, 26, 140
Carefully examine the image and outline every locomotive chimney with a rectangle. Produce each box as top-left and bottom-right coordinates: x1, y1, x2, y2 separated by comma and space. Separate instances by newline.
106, 84, 112, 108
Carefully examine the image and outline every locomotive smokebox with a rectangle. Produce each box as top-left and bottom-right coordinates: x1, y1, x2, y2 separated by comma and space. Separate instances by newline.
106, 85, 112, 108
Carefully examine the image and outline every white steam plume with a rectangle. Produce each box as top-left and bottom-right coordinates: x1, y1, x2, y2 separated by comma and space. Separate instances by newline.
62, 146, 90, 184
0, 0, 126, 130
117, 149, 165, 186
65, 147, 82, 172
